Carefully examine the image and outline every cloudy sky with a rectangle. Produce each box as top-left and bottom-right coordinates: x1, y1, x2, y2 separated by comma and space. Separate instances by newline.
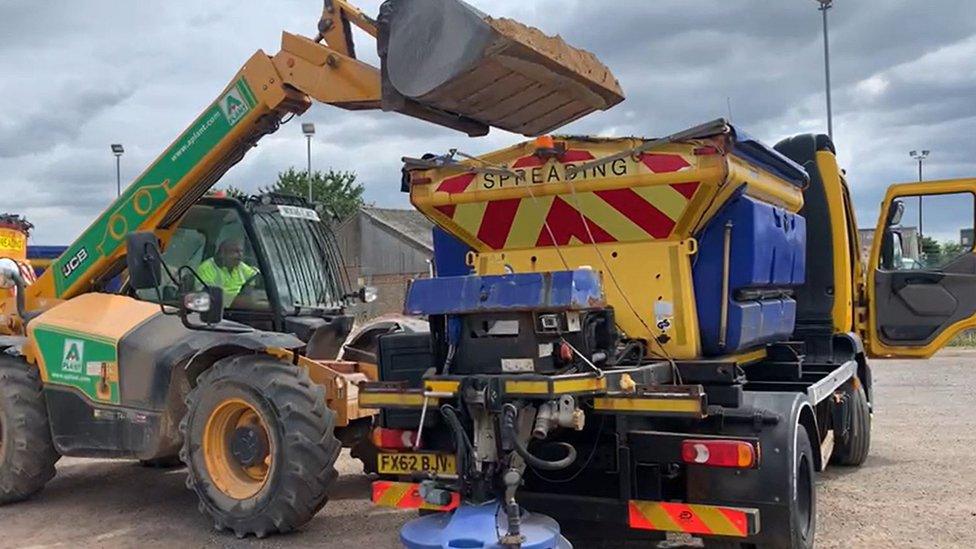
2, 0, 975, 245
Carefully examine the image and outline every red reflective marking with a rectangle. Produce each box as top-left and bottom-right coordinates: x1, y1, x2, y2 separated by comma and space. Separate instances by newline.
397, 484, 425, 508
513, 155, 545, 168
670, 181, 701, 200
628, 502, 655, 530
437, 173, 476, 194
717, 507, 749, 535
535, 197, 615, 247
371, 480, 392, 503
559, 150, 595, 163
477, 198, 521, 249
435, 205, 456, 218
640, 153, 690, 173
595, 188, 675, 239
512, 150, 594, 169
661, 503, 712, 535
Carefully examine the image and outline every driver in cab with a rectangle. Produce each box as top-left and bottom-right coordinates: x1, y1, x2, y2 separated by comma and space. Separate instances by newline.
197, 238, 261, 307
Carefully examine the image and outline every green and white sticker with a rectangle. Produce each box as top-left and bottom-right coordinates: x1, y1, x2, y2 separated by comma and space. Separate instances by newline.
34, 326, 121, 405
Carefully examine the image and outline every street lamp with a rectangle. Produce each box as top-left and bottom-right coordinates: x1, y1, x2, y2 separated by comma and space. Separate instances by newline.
814, 0, 834, 139
110, 144, 124, 197
301, 123, 316, 202
910, 149, 930, 252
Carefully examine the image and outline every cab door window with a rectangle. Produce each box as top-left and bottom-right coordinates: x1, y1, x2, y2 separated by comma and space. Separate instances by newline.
881, 192, 975, 273
134, 204, 271, 311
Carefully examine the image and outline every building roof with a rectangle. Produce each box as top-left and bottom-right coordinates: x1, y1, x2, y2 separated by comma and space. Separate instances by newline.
360, 207, 434, 251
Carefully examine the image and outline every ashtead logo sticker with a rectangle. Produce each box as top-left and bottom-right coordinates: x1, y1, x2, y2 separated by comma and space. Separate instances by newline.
220, 87, 249, 126
62, 339, 84, 373
34, 327, 121, 405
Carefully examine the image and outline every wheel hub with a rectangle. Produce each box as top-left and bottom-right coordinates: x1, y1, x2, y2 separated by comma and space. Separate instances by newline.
230, 425, 269, 467
202, 398, 273, 500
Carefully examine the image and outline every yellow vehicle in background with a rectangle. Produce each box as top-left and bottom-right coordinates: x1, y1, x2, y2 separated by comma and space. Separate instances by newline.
0, 0, 621, 538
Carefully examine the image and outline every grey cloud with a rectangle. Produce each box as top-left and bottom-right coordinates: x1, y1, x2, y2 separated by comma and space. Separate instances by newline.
2, 0, 976, 245
0, 86, 133, 159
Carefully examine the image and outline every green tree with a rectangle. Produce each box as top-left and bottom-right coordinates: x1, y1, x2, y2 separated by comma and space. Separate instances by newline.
920, 236, 942, 263
261, 168, 364, 221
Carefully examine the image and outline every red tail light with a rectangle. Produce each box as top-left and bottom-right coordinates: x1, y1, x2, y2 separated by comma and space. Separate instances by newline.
681, 439, 757, 469
371, 427, 418, 450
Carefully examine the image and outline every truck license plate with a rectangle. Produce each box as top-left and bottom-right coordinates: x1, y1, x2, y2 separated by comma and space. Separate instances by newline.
377, 452, 457, 475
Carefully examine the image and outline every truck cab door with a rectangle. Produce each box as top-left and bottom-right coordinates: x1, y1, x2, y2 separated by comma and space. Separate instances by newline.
866, 180, 976, 357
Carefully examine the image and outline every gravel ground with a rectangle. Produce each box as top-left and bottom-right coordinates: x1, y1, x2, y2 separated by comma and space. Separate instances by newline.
2, 351, 975, 548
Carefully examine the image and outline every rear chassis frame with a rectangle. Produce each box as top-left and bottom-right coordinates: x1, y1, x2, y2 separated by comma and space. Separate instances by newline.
361, 331, 869, 545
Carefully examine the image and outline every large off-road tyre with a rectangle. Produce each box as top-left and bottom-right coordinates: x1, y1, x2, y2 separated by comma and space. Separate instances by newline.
0, 355, 60, 503
830, 378, 871, 467
180, 354, 341, 538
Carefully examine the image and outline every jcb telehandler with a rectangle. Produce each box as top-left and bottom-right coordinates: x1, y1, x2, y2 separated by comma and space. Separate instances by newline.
0, 0, 622, 537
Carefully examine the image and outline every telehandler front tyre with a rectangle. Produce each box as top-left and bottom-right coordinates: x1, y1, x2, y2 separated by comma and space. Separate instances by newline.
180, 354, 341, 538
0, 355, 60, 504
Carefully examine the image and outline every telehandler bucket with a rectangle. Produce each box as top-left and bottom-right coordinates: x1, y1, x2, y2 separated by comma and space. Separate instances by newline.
378, 0, 624, 136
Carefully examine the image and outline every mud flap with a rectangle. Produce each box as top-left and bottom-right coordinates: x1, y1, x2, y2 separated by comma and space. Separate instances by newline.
684, 391, 814, 546
377, 0, 624, 136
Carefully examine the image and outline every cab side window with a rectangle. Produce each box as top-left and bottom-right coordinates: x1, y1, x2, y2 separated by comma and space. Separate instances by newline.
881, 192, 975, 272
133, 204, 270, 310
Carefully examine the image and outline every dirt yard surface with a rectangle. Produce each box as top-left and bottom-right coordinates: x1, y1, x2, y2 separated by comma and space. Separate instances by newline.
2, 352, 975, 548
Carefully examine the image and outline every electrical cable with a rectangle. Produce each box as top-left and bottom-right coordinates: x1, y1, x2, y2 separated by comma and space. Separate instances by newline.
562, 167, 682, 383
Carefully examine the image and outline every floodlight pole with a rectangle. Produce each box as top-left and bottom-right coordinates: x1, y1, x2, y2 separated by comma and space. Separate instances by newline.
816, 0, 834, 139
302, 123, 316, 203
111, 144, 124, 197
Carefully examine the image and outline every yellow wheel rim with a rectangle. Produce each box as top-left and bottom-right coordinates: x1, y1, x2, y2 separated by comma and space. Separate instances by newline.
202, 398, 273, 500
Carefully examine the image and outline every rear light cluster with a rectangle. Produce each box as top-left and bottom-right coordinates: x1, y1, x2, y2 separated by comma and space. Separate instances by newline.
371, 427, 418, 450
681, 439, 757, 469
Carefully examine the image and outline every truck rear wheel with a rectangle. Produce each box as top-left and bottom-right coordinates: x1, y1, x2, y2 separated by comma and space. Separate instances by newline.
704, 426, 816, 549
830, 378, 871, 467
790, 426, 816, 548
180, 354, 341, 538
0, 356, 60, 504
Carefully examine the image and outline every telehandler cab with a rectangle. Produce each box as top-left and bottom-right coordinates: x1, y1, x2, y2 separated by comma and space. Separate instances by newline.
0, 0, 621, 537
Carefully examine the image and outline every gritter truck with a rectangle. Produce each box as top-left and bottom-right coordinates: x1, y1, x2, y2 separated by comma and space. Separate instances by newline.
359, 121, 976, 547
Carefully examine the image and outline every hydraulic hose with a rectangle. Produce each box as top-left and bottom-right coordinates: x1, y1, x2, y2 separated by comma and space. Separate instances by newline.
440, 404, 473, 472
501, 403, 577, 471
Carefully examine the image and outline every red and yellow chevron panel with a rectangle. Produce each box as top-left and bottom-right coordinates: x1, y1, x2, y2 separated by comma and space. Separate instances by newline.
427, 149, 701, 250
372, 481, 460, 512
628, 500, 759, 538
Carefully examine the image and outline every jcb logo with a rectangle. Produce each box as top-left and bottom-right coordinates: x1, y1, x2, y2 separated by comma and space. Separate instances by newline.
61, 247, 89, 279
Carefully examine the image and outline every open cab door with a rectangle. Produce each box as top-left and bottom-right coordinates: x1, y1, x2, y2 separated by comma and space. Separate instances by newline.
866, 179, 976, 357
